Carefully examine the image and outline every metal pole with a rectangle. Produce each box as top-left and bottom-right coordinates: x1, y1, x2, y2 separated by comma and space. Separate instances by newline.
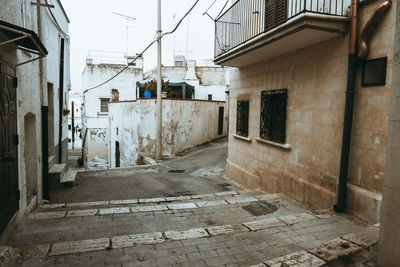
156, 0, 162, 160
72, 101, 75, 150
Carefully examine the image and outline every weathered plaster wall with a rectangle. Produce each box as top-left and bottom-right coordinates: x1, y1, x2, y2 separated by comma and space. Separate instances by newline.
0, 0, 42, 221
109, 99, 227, 168
42, 0, 70, 163
226, 0, 395, 224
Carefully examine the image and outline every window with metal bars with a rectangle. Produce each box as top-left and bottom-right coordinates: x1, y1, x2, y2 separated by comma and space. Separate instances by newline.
265, 0, 288, 31
236, 100, 249, 137
100, 98, 109, 113
260, 89, 287, 143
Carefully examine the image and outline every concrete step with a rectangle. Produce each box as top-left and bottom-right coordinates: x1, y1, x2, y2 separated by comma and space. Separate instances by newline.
60, 171, 77, 187
48, 164, 67, 190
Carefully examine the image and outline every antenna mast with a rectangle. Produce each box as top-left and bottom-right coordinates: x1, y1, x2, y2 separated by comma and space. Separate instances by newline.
113, 12, 136, 56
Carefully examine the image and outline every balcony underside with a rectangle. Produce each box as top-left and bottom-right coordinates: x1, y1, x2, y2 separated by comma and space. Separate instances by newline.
214, 13, 349, 68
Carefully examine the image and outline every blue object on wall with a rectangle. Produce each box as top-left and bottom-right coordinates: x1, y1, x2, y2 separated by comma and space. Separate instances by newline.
144, 91, 152, 98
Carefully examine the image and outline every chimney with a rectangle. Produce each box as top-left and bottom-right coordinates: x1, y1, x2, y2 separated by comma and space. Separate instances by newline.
111, 89, 119, 102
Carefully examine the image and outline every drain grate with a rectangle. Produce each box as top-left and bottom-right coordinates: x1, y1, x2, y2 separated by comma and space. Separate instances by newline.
168, 169, 186, 173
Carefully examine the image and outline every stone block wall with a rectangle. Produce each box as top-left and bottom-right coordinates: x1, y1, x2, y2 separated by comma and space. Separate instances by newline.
226, 0, 396, 223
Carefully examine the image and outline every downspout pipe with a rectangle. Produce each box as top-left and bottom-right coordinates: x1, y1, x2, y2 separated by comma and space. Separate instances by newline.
334, 0, 392, 212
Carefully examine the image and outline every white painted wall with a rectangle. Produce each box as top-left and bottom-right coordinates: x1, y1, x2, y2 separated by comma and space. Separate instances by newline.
68, 92, 83, 148
81, 55, 143, 164
42, 0, 70, 163
144, 58, 229, 101
0, 0, 70, 222
108, 99, 228, 168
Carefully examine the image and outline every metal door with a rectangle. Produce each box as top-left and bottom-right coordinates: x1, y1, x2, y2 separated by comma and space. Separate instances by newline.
0, 62, 19, 234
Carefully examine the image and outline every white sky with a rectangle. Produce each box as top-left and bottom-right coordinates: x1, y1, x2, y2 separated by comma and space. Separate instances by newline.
60, 0, 229, 93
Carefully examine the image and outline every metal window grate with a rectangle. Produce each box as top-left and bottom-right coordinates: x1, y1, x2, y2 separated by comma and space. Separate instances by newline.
100, 98, 109, 113
236, 100, 249, 137
260, 89, 287, 143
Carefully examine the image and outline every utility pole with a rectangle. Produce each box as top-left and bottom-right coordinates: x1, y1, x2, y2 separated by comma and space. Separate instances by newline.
156, 0, 162, 160
72, 101, 75, 150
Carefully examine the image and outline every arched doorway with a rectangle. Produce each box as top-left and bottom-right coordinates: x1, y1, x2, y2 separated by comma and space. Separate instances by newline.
24, 113, 38, 203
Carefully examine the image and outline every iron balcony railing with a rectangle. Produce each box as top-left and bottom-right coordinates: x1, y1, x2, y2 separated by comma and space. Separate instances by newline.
215, 0, 350, 57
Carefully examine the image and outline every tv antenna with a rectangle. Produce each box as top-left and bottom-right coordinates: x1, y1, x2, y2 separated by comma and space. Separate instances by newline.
113, 12, 136, 56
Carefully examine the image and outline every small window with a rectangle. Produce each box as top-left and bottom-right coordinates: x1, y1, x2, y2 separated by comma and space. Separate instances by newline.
100, 98, 109, 112
362, 57, 387, 86
208, 94, 213, 101
175, 61, 183, 67
236, 100, 249, 137
260, 89, 287, 144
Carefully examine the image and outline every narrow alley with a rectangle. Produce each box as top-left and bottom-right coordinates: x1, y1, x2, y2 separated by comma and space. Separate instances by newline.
4, 140, 375, 266
1, 0, 400, 266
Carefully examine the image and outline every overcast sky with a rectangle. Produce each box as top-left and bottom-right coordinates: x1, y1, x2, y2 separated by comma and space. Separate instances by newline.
60, 0, 228, 92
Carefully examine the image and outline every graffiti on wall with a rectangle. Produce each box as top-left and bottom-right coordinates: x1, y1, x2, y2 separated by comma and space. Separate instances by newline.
89, 128, 107, 141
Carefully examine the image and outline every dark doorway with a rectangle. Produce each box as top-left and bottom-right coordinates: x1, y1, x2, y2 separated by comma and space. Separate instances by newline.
47, 83, 55, 156
218, 106, 224, 135
115, 141, 120, 168
0, 63, 19, 234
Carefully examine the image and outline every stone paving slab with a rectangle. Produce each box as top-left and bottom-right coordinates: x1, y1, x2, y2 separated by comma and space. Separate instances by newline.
98, 207, 130, 215
49, 238, 111, 256
278, 213, 318, 225
165, 196, 192, 201
225, 197, 258, 204
255, 193, 284, 201
66, 201, 109, 208
341, 226, 379, 248
111, 232, 164, 248
66, 209, 98, 217
16, 245, 50, 259
138, 197, 166, 204
190, 193, 215, 199
207, 224, 249, 236
109, 199, 139, 205
243, 218, 286, 231
195, 200, 227, 207
214, 191, 238, 196
165, 228, 209, 240
27, 211, 66, 220
130, 205, 168, 212
167, 203, 198, 210
264, 250, 326, 267
309, 238, 363, 261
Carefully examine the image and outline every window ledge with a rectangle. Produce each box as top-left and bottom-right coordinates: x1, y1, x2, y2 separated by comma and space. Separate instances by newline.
255, 137, 291, 150
233, 134, 252, 143
97, 112, 108, 116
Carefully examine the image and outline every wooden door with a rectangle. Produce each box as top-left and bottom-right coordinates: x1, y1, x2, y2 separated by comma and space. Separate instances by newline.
0, 62, 19, 234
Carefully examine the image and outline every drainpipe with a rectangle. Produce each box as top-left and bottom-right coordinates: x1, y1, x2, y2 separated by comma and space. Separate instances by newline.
334, 0, 392, 212
36, 0, 50, 201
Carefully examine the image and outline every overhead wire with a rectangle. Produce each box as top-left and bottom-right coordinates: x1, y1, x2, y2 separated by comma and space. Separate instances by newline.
44, 0, 70, 39
83, 0, 200, 93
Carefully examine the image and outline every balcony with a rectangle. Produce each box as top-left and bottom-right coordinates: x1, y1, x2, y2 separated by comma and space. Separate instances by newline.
214, 0, 350, 67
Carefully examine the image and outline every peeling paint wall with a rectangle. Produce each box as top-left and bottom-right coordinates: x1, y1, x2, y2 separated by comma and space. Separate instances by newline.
109, 99, 228, 168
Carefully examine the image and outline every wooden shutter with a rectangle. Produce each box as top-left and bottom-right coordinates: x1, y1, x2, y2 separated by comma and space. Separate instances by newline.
265, 0, 288, 31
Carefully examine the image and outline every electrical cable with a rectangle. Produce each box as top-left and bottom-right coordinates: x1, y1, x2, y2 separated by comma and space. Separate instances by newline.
83, 0, 200, 93
44, 0, 70, 39
215, 0, 229, 19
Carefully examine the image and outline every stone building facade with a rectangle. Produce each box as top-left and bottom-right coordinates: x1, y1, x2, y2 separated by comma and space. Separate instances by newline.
215, 0, 395, 223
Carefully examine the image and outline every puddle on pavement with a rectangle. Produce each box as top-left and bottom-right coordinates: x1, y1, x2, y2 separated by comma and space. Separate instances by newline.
242, 201, 279, 216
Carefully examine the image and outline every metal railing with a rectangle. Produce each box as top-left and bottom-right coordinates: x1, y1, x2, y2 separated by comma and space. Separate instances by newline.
215, 0, 350, 57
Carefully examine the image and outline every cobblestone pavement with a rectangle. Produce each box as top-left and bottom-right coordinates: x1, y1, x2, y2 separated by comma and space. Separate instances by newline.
5, 139, 371, 266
